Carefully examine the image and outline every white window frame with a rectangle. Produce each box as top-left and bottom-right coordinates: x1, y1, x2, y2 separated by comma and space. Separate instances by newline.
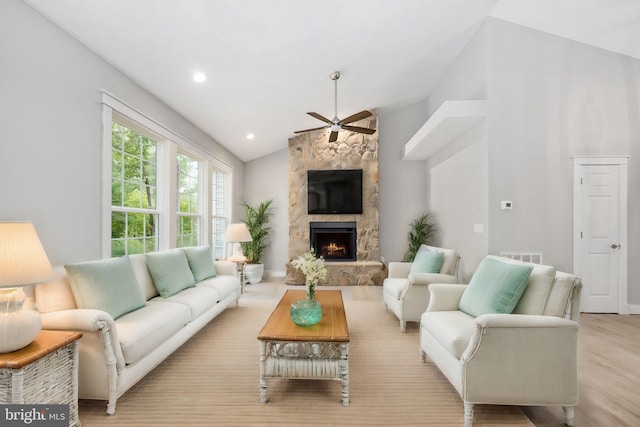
176, 150, 205, 247
101, 91, 233, 258
110, 120, 162, 255
210, 165, 231, 259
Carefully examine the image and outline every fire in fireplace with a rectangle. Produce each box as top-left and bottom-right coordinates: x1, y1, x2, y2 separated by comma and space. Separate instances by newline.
309, 221, 357, 262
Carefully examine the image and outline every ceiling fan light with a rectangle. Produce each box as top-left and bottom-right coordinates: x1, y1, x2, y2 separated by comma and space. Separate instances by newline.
294, 71, 374, 141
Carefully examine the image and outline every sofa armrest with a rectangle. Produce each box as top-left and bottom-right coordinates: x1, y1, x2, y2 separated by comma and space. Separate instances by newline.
388, 262, 412, 278
461, 314, 579, 404
41, 309, 125, 372
41, 308, 113, 332
409, 273, 459, 286
472, 313, 577, 329
214, 260, 237, 276
426, 284, 467, 311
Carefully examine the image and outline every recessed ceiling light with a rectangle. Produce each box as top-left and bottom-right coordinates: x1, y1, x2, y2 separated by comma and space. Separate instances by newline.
193, 72, 207, 83
246, 133, 255, 140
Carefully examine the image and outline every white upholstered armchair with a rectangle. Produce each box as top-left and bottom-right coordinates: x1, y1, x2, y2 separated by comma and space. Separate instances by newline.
419, 255, 582, 427
383, 245, 460, 332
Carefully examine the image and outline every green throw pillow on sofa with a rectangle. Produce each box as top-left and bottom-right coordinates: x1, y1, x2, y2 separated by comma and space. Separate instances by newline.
182, 246, 217, 281
65, 256, 146, 319
146, 249, 196, 297
458, 257, 534, 317
410, 247, 444, 274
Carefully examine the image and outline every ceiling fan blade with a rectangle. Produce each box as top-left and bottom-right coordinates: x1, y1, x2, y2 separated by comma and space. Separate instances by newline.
294, 126, 329, 134
339, 110, 372, 125
342, 125, 376, 135
329, 131, 339, 143
307, 112, 333, 124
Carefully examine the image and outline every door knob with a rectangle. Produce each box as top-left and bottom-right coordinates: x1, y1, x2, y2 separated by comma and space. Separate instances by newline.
610, 244, 620, 249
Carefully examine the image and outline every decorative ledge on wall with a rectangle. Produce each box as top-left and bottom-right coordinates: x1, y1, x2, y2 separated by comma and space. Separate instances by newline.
403, 100, 487, 160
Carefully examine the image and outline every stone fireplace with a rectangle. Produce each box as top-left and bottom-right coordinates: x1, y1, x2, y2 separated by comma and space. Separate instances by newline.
287, 110, 385, 286
310, 221, 357, 262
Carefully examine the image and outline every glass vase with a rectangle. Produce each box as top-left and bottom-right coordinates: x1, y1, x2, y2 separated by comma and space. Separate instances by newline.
306, 284, 316, 302
290, 284, 322, 326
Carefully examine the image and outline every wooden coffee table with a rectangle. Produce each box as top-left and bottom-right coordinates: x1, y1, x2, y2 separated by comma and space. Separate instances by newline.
257, 289, 350, 406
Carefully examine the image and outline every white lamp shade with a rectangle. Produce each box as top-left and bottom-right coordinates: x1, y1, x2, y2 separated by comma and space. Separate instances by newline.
0, 222, 54, 288
0, 222, 51, 352
224, 223, 252, 243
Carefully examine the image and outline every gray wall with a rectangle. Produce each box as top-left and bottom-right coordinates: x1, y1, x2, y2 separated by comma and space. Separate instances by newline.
0, 0, 244, 265
412, 17, 640, 305
423, 24, 489, 280
424, 23, 488, 116
243, 148, 289, 276
428, 128, 489, 281
378, 101, 431, 263
486, 18, 640, 303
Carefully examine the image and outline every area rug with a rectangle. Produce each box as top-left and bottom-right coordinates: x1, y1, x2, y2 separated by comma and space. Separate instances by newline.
78, 298, 533, 426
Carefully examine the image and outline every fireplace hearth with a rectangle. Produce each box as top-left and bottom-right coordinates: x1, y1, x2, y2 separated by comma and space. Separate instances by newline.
310, 221, 357, 262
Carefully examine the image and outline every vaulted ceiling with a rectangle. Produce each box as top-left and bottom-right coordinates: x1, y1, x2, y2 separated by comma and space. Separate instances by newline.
24, 0, 640, 161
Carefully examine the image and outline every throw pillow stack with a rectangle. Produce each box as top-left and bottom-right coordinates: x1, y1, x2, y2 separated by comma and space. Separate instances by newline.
65, 246, 218, 319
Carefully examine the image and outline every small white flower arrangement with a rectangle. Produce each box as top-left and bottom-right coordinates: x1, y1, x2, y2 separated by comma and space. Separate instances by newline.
292, 248, 327, 293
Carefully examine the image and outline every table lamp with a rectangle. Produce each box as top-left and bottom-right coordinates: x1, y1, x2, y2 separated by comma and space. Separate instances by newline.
225, 223, 252, 293
0, 222, 54, 353
225, 223, 252, 262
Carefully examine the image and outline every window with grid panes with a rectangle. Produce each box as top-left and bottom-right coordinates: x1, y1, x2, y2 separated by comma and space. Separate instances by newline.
211, 169, 227, 259
177, 153, 201, 247
111, 122, 159, 256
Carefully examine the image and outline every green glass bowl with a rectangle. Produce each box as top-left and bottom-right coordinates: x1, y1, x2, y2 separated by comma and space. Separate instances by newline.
290, 299, 322, 326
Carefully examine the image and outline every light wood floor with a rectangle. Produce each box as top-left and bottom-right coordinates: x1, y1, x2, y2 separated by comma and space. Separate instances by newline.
244, 278, 640, 427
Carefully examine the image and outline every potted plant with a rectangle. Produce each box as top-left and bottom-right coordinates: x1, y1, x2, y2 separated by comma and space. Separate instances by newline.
403, 213, 436, 262
241, 198, 274, 284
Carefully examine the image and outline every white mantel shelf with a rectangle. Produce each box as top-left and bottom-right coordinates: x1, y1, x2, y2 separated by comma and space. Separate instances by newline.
403, 100, 487, 160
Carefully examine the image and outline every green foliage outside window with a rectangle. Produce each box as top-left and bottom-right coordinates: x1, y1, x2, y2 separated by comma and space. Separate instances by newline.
176, 153, 200, 247
111, 122, 159, 256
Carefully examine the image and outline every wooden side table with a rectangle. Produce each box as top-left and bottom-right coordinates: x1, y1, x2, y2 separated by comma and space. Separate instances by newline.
0, 330, 82, 427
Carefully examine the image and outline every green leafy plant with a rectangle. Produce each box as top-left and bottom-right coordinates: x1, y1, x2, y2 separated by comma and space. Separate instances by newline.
240, 199, 274, 264
403, 213, 437, 262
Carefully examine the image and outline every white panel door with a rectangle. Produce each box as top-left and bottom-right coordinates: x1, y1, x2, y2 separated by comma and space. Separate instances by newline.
577, 165, 621, 313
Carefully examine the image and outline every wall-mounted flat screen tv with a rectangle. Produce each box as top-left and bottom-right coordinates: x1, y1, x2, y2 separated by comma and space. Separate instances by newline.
308, 169, 363, 214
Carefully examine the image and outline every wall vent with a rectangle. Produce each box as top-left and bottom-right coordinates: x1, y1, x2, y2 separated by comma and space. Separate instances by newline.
499, 251, 543, 264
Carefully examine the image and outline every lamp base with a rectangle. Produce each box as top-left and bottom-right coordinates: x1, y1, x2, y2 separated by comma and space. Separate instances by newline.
0, 309, 42, 353
228, 242, 247, 263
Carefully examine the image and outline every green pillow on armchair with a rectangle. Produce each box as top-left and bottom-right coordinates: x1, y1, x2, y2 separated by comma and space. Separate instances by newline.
458, 257, 533, 317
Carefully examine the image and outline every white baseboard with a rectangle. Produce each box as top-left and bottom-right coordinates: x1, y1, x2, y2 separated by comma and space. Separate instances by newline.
627, 304, 640, 315
265, 270, 285, 279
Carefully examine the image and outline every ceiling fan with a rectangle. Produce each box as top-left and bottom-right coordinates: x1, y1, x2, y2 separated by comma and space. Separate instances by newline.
294, 71, 376, 143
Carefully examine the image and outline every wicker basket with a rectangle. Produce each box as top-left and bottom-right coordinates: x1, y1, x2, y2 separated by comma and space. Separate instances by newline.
0, 340, 80, 427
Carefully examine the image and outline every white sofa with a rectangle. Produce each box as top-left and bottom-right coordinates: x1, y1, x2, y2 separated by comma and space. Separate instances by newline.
419, 255, 582, 427
383, 245, 460, 332
34, 247, 241, 415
